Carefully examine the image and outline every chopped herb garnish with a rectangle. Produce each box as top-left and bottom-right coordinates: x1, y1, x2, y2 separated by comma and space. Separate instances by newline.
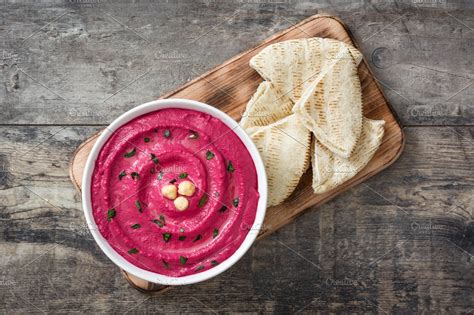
144, 137, 150, 143
118, 170, 126, 180
219, 205, 227, 213
124, 148, 136, 158
131, 172, 140, 180
193, 234, 202, 242
135, 200, 143, 212
150, 168, 156, 174
198, 195, 208, 208
196, 265, 205, 271
179, 227, 185, 233
152, 219, 164, 228
128, 248, 138, 254
213, 228, 219, 238
227, 161, 234, 172
179, 172, 188, 179
169, 178, 177, 184
131, 223, 141, 229
162, 233, 172, 242
233, 197, 239, 207
163, 129, 171, 138
180, 256, 188, 265
150, 153, 159, 164
107, 208, 116, 221
215, 191, 219, 197
178, 236, 186, 241
189, 131, 199, 139
211, 260, 219, 266
162, 259, 170, 269
206, 150, 215, 160
157, 171, 164, 180
159, 215, 166, 224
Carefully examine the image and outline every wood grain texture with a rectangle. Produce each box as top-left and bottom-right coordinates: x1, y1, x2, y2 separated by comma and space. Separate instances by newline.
0, 126, 472, 313
1, 2, 472, 126
1, 0, 473, 313
69, 15, 405, 244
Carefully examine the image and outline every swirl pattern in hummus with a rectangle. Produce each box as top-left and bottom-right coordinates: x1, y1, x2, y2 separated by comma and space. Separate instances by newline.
91, 109, 259, 277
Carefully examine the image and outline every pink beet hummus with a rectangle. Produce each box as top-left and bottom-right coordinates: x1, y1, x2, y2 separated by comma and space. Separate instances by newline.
91, 108, 259, 277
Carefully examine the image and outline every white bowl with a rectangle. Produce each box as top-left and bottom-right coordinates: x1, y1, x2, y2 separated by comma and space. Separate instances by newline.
82, 99, 268, 285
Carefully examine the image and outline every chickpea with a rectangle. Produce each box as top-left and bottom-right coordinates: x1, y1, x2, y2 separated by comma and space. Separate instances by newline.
161, 184, 177, 200
178, 180, 196, 197
174, 196, 189, 211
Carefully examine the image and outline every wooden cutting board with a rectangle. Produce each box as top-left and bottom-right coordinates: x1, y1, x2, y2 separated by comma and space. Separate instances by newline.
69, 14, 404, 292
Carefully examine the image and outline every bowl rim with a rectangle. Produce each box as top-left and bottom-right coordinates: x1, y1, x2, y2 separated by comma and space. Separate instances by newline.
81, 98, 268, 285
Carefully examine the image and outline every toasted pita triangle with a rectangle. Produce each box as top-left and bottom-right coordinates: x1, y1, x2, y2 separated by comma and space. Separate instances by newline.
312, 117, 385, 194
248, 114, 311, 206
250, 37, 363, 158
240, 81, 293, 129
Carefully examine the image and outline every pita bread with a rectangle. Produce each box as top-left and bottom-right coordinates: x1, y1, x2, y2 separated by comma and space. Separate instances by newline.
250, 38, 363, 158
242, 37, 384, 205
240, 81, 293, 129
311, 117, 385, 194
248, 114, 311, 206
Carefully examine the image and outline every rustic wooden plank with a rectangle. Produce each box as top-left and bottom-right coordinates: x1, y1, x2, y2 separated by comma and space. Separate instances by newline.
0, 126, 472, 313
1, 2, 472, 125
1, 0, 473, 313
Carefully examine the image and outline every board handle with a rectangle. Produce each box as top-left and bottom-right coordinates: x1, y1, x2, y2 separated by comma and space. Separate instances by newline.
121, 269, 171, 295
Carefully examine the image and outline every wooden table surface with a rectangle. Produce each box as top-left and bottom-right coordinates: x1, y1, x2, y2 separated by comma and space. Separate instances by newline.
1, 1, 473, 314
